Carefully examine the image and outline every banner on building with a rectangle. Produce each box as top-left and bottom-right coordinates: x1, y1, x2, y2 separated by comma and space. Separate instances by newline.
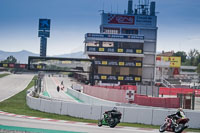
101, 13, 156, 27
156, 56, 181, 68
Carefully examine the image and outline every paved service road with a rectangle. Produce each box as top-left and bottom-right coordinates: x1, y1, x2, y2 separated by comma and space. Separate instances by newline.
2, 113, 194, 133
0, 74, 34, 102
44, 75, 78, 102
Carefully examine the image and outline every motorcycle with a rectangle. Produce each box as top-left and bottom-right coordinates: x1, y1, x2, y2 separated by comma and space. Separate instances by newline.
98, 108, 122, 128
159, 115, 189, 133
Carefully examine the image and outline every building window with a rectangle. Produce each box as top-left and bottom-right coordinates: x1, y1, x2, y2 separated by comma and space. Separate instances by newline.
122, 29, 138, 34
120, 67, 130, 75
98, 66, 112, 74
102, 42, 114, 47
115, 42, 143, 49
86, 41, 99, 47
103, 27, 120, 34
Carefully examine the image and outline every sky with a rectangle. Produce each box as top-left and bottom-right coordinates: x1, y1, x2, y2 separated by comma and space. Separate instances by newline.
0, 0, 200, 56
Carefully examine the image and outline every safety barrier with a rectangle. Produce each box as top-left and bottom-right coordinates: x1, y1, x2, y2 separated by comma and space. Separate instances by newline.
83, 85, 180, 108
83, 85, 130, 103
67, 87, 120, 106
95, 85, 137, 90
134, 95, 180, 108
159, 87, 200, 95
26, 90, 200, 128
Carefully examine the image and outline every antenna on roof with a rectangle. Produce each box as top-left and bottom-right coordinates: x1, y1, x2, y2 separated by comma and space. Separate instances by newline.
150, 1, 156, 16
102, 0, 104, 11
117, 0, 119, 13
137, 0, 149, 15
128, 0, 133, 15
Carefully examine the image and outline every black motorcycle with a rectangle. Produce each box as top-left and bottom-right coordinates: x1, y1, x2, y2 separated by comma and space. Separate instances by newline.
98, 108, 122, 128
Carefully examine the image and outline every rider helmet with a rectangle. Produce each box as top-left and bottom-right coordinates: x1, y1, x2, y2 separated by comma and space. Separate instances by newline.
113, 107, 117, 111
177, 108, 183, 112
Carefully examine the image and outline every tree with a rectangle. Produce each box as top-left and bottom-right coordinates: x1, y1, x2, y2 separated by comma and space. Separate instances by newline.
188, 49, 199, 66
1, 56, 17, 63
173, 51, 187, 63
197, 63, 200, 74
194, 54, 200, 66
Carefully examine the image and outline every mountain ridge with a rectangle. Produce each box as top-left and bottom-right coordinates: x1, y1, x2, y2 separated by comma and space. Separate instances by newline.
0, 50, 87, 63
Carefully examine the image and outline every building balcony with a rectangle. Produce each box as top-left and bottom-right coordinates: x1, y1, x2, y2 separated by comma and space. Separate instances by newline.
93, 74, 142, 82
94, 60, 142, 68
85, 46, 144, 57
85, 33, 144, 43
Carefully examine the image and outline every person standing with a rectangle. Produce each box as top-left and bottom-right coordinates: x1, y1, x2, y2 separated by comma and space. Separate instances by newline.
57, 86, 60, 92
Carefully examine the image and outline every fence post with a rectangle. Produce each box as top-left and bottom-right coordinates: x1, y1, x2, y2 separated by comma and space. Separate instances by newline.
146, 85, 148, 96
178, 94, 183, 108
192, 92, 195, 110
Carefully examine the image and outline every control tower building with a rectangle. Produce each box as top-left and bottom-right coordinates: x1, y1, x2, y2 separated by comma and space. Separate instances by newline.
85, 0, 157, 85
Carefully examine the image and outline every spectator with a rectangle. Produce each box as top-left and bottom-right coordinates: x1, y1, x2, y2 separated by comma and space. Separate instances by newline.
57, 86, 60, 92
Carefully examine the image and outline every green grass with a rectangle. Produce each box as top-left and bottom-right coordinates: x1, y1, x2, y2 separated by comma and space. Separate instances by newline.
0, 76, 96, 123
0, 73, 10, 78
0, 76, 199, 132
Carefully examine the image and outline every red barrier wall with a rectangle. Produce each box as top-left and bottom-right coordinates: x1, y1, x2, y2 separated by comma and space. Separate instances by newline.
159, 87, 200, 95
83, 85, 180, 108
134, 95, 180, 108
83, 85, 130, 103
95, 85, 137, 91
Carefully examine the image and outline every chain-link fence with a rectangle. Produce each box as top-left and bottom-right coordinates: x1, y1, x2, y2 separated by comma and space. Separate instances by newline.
136, 85, 159, 97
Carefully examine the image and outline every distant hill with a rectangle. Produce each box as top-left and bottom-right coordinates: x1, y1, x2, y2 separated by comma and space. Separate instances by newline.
53, 51, 88, 59
0, 50, 87, 64
0, 50, 38, 64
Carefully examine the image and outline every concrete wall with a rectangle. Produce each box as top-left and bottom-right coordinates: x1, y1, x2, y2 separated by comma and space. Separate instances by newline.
83, 85, 129, 103
67, 87, 120, 106
143, 42, 156, 52
142, 67, 155, 80
27, 91, 200, 129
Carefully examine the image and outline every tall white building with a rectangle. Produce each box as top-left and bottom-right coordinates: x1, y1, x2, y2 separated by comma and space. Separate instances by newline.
85, 0, 157, 85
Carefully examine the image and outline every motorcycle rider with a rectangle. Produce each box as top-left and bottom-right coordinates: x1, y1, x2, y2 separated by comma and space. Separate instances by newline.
104, 107, 118, 118
168, 108, 187, 128
98, 107, 122, 128
176, 108, 186, 119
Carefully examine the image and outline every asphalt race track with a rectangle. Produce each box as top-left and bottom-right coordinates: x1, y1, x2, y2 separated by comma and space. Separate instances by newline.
0, 113, 169, 133
0, 74, 197, 133
44, 75, 78, 102
0, 74, 34, 102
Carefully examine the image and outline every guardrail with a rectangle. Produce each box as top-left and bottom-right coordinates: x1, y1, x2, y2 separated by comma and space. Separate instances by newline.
26, 89, 200, 129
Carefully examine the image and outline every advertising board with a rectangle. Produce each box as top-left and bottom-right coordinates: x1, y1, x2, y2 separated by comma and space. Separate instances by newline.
101, 13, 156, 27
156, 56, 181, 68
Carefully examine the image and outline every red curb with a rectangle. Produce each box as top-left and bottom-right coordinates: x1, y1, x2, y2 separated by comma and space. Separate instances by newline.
65, 121, 77, 124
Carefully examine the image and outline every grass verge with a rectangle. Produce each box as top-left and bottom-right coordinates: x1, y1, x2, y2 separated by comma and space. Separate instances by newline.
0, 76, 96, 123
0, 76, 199, 132
0, 73, 10, 78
